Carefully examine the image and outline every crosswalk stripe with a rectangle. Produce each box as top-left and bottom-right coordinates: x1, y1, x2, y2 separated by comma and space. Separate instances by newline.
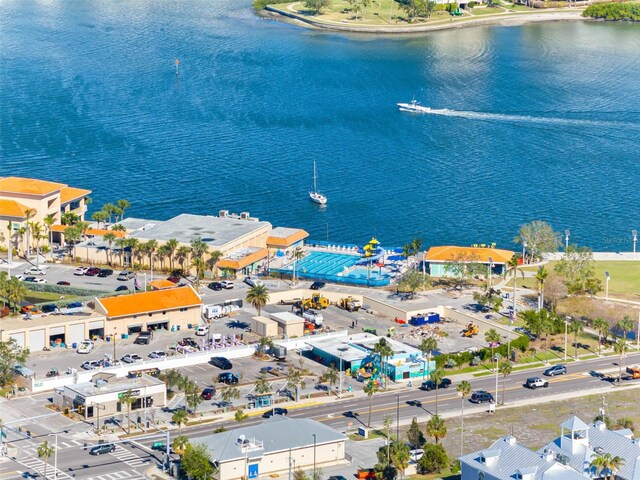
84, 472, 146, 480
14, 457, 72, 479
108, 446, 150, 467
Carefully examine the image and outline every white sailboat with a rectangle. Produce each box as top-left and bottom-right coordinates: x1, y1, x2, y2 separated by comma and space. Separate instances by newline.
309, 161, 327, 206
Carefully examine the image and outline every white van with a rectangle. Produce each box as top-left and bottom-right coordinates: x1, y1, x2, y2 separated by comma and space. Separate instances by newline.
195, 325, 210, 336
203, 305, 225, 319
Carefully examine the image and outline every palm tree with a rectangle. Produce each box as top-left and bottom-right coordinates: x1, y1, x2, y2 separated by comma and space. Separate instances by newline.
286, 368, 306, 402
614, 340, 628, 384
425, 415, 447, 445
419, 337, 438, 380
61, 211, 79, 226
569, 319, 584, 359
146, 240, 158, 272
172, 435, 189, 459
220, 386, 241, 411
322, 365, 339, 393
43, 213, 56, 259
116, 199, 131, 221
190, 256, 206, 288
590, 452, 625, 480
115, 237, 127, 267
64, 225, 82, 260
119, 389, 136, 434
111, 223, 126, 233
163, 369, 184, 390
485, 329, 501, 371
256, 336, 274, 355
37, 440, 55, 479
504, 254, 524, 321
254, 374, 271, 395
23, 208, 37, 256
456, 380, 472, 456
430, 368, 445, 416
102, 203, 117, 224
290, 246, 305, 284
363, 379, 379, 427
618, 316, 634, 342
91, 210, 108, 228
535, 266, 549, 310
593, 317, 609, 356
498, 361, 512, 405
172, 409, 189, 433
6, 277, 27, 312
103, 233, 116, 266
156, 244, 171, 270
125, 238, 139, 267
246, 284, 270, 316
176, 245, 192, 271
166, 239, 179, 270
374, 337, 394, 388
207, 250, 223, 278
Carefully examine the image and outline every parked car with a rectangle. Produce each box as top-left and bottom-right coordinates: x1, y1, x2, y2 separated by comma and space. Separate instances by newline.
220, 281, 234, 289
167, 275, 181, 284
24, 266, 47, 275
262, 407, 288, 418
210, 357, 233, 370
149, 351, 166, 359
310, 281, 326, 290
98, 269, 114, 277
244, 276, 262, 287
117, 270, 134, 281
201, 387, 216, 400
195, 325, 209, 336
208, 282, 223, 291
66, 302, 83, 309
420, 378, 452, 391
32, 278, 47, 284
85, 267, 101, 276
469, 391, 494, 404
544, 364, 567, 377
23, 277, 37, 283
121, 354, 143, 363
89, 444, 115, 455
77, 340, 94, 354
524, 377, 549, 389
218, 372, 239, 384
41, 304, 57, 314
81, 360, 102, 370
74, 267, 88, 276
21, 305, 42, 315
134, 332, 153, 345
57, 280, 71, 286
115, 285, 129, 292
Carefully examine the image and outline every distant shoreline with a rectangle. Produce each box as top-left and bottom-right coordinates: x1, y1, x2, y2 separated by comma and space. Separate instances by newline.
260, 6, 587, 34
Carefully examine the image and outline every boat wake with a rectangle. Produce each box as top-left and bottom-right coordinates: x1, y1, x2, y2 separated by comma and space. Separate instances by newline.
419, 108, 638, 129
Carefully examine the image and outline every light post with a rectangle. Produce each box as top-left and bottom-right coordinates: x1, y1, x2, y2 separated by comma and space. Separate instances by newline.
150, 253, 154, 282
633, 230, 638, 259
312, 434, 317, 479
113, 327, 117, 361
564, 317, 570, 362
396, 394, 400, 440
605, 271, 610, 302
338, 353, 344, 397
564, 229, 570, 250
143, 273, 147, 292
494, 360, 499, 406
487, 256, 493, 290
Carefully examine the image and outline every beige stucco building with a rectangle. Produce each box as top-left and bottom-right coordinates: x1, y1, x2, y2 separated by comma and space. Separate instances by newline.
94, 285, 203, 335
193, 416, 346, 480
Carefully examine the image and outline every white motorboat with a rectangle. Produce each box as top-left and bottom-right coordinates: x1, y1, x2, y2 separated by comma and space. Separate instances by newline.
309, 161, 327, 205
397, 98, 432, 114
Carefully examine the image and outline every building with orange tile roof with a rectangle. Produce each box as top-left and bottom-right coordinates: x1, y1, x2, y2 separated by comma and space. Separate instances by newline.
425, 245, 515, 277
0, 176, 91, 255
149, 279, 179, 290
94, 285, 203, 336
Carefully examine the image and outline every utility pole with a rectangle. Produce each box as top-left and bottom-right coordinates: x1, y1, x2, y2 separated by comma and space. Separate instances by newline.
396, 394, 400, 439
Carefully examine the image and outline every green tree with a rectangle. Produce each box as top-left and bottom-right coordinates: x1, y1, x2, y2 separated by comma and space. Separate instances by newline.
498, 360, 512, 405
37, 440, 55, 480
207, 250, 224, 278
0, 337, 30, 386
514, 221, 561, 263
593, 317, 609, 355
484, 329, 501, 370
166, 239, 179, 270
419, 337, 438, 380
554, 245, 598, 294
504, 254, 524, 319
255, 374, 272, 395
43, 213, 56, 257
456, 380, 472, 455
618, 316, 634, 341
363, 378, 380, 427
590, 452, 625, 480
5, 277, 27, 313
614, 340, 628, 384
220, 386, 240, 410
443, 251, 485, 290
119, 389, 136, 434
305, 0, 331, 13
425, 414, 447, 444
163, 369, 184, 390
286, 368, 306, 401
115, 238, 127, 267
390, 442, 410, 479
185, 381, 203, 413
246, 284, 270, 316
102, 203, 117, 224
397, 270, 426, 298
429, 368, 445, 416
569, 319, 584, 359
91, 210, 109, 228
235, 409, 248, 422
180, 442, 215, 480
172, 435, 189, 458
321, 364, 339, 393
116, 199, 131, 221
374, 337, 394, 388
256, 336, 274, 355
406, 418, 424, 450
64, 225, 83, 259
473, 288, 503, 313
176, 245, 192, 270
535, 266, 549, 310
417, 444, 448, 474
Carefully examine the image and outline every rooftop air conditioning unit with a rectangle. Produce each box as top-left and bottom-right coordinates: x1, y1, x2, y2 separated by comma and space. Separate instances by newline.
219, 210, 228, 218
240, 212, 249, 219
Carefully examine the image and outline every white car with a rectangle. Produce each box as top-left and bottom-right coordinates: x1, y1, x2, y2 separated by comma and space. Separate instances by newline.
195, 326, 210, 336
24, 267, 47, 275
74, 267, 88, 276
148, 351, 167, 359
77, 340, 94, 354
32, 278, 47, 284
220, 281, 234, 289
244, 276, 263, 287
121, 354, 143, 363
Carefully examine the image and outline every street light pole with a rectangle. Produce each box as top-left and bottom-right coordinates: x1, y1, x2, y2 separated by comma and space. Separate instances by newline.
605, 271, 610, 302
564, 317, 570, 362
339, 353, 343, 397
633, 230, 638, 259
48, 433, 58, 480
487, 256, 493, 290
396, 394, 400, 440
312, 434, 317, 479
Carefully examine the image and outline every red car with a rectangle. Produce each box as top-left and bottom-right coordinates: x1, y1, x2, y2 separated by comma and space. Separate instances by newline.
200, 387, 215, 400
167, 276, 181, 284
85, 267, 102, 276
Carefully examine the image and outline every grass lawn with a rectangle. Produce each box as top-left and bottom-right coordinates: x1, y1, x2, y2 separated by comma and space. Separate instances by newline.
469, 6, 505, 14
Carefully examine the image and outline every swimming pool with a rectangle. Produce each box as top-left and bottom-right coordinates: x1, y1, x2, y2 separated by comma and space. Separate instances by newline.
295, 251, 359, 276
347, 268, 390, 282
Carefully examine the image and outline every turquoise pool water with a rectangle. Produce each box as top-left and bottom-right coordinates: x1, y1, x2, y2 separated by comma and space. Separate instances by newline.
348, 268, 390, 282
295, 251, 358, 276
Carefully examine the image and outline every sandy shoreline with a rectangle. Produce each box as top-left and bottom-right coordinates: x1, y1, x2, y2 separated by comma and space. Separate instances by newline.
261, 6, 587, 34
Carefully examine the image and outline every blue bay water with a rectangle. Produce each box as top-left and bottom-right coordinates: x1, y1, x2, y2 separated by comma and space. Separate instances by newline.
1, 0, 639, 250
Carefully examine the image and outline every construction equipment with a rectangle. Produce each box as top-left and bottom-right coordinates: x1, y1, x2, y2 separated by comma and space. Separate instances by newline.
462, 322, 479, 337
339, 296, 362, 312
302, 294, 329, 310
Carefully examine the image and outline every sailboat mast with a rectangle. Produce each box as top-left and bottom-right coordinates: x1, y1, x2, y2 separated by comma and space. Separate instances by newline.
313, 161, 318, 193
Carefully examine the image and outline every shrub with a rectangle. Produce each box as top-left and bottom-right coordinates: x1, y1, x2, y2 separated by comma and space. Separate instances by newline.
418, 444, 449, 474
467, 1, 476, 7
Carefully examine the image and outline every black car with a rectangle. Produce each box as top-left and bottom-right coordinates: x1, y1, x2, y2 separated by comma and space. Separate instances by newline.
310, 281, 326, 290
89, 444, 115, 455
210, 357, 232, 370
218, 372, 239, 384
115, 285, 129, 292
469, 391, 494, 404
208, 282, 223, 291
420, 378, 452, 391
41, 304, 57, 314
98, 269, 114, 277
262, 407, 288, 418
57, 280, 71, 286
